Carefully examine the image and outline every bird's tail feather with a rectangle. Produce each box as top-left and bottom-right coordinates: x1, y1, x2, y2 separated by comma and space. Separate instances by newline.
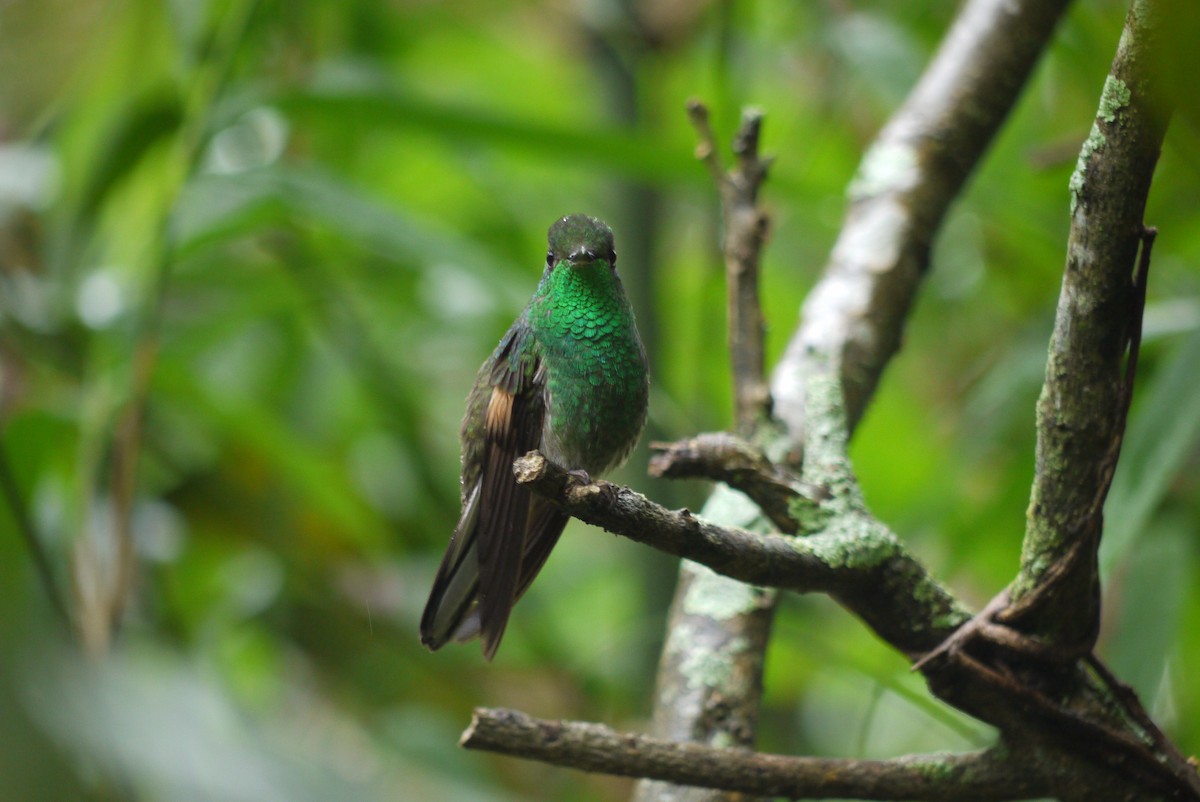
420, 492, 570, 659
419, 486, 481, 650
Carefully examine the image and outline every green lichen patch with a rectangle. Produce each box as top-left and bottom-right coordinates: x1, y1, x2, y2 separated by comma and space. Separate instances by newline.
681, 636, 749, 690
905, 564, 971, 632
806, 516, 900, 572
913, 754, 962, 782
848, 140, 919, 200
1068, 124, 1107, 216
787, 494, 833, 534
800, 372, 866, 513
1098, 75, 1131, 124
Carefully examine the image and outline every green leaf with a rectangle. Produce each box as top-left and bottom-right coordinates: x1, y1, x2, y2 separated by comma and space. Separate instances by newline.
1101, 329, 1200, 573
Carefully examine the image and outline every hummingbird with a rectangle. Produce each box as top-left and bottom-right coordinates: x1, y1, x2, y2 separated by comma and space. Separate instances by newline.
420, 214, 649, 660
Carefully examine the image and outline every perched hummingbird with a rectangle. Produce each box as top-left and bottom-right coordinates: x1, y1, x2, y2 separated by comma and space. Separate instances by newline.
420, 214, 649, 660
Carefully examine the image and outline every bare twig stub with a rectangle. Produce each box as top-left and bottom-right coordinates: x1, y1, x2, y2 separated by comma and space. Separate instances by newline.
687, 101, 771, 434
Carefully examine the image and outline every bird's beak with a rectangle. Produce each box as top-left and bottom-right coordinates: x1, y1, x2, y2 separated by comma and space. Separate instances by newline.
567, 247, 601, 265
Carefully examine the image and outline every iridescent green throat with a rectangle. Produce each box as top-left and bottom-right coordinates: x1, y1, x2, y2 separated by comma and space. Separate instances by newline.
528, 261, 646, 474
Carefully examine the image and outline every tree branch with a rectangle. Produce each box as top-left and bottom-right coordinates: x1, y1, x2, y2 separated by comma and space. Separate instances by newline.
463, 708, 1051, 802
514, 452, 837, 595
517, 420, 968, 659
1006, 0, 1173, 650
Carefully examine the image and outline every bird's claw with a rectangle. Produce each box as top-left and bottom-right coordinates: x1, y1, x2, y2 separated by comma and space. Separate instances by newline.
566, 468, 593, 486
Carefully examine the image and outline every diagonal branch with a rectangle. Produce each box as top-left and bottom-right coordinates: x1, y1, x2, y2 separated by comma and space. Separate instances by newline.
514, 452, 838, 594
1006, 0, 1174, 649
515, 416, 969, 660
463, 708, 1051, 802
771, 0, 1073, 436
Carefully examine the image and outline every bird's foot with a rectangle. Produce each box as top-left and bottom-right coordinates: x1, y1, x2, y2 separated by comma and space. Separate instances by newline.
565, 468, 593, 486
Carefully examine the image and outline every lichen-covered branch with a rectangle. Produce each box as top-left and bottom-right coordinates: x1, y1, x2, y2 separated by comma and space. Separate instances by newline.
463, 708, 1051, 802
1007, 0, 1173, 649
516, 377, 969, 656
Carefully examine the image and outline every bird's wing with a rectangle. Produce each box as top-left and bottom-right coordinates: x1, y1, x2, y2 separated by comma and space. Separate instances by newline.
473, 337, 546, 659
420, 321, 549, 659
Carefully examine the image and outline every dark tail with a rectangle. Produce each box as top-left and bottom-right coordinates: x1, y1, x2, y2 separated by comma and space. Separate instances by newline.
420, 492, 569, 660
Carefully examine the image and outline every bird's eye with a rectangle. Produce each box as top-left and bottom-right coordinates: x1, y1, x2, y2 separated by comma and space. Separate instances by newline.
546, 251, 554, 266
608, 249, 617, 265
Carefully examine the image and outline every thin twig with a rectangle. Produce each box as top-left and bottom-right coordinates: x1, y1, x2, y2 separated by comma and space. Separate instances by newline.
514, 452, 837, 592
648, 432, 825, 532
686, 100, 724, 185
633, 102, 778, 802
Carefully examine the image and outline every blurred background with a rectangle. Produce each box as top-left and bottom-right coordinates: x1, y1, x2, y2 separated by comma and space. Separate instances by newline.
1, 1, 1198, 800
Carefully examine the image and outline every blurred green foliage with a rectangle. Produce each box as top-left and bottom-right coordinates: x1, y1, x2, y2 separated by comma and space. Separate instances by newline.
1, 1, 1198, 800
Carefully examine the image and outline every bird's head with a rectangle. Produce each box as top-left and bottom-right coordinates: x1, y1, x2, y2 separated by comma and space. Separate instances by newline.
546, 214, 616, 271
